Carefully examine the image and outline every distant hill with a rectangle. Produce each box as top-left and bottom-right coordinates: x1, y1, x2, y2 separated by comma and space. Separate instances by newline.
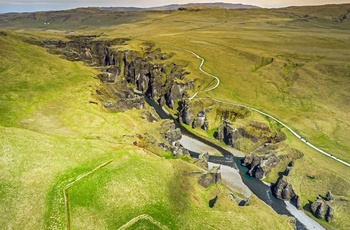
99, 2, 259, 11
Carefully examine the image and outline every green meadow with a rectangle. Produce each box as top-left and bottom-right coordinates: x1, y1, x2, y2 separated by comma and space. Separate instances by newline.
1, 4, 350, 229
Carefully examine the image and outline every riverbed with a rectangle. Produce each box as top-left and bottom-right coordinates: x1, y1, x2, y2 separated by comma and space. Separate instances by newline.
145, 96, 324, 230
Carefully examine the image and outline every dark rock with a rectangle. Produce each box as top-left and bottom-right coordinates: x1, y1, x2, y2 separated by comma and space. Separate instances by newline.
192, 111, 206, 129
292, 195, 302, 209
209, 195, 218, 208
326, 206, 334, 222
216, 120, 287, 151
242, 152, 280, 179
217, 121, 239, 146
179, 99, 194, 125
326, 191, 334, 201
159, 120, 189, 157
198, 166, 221, 188
272, 176, 301, 208
311, 196, 334, 222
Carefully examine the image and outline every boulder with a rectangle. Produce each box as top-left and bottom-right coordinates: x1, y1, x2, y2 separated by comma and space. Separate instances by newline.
326, 191, 334, 201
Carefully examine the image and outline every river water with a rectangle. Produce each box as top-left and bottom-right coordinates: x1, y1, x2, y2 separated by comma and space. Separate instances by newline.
145, 96, 325, 230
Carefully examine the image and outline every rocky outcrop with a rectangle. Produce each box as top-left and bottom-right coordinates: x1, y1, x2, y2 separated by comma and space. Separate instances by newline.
216, 121, 287, 152
96, 83, 145, 112
159, 120, 189, 157
192, 111, 209, 130
242, 152, 280, 179
141, 107, 161, 122
198, 165, 221, 188
195, 152, 209, 169
326, 191, 334, 201
179, 99, 194, 125
216, 121, 240, 146
36, 35, 194, 112
215, 107, 251, 121
272, 176, 301, 209
311, 196, 334, 222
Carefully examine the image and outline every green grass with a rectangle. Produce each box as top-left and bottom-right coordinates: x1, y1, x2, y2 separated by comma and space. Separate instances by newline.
1, 4, 350, 229
0, 29, 295, 229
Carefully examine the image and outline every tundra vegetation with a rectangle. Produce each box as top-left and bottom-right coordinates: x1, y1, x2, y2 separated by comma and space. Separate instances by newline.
0, 4, 350, 230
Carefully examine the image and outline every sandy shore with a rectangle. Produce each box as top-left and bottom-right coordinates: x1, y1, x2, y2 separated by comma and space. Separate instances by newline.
285, 202, 326, 230
180, 134, 245, 157
179, 135, 221, 155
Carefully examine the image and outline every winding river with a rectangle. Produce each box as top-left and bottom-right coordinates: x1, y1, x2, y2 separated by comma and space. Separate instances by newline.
145, 96, 326, 230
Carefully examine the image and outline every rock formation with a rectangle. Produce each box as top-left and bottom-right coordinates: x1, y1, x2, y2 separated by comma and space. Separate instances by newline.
195, 152, 209, 169
192, 111, 209, 130
36, 35, 194, 112
216, 121, 287, 152
198, 165, 221, 188
326, 191, 334, 201
216, 121, 240, 146
242, 152, 280, 179
272, 176, 301, 209
311, 196, 334, 222
179, 99, 194, 125
159, 120, 189, 157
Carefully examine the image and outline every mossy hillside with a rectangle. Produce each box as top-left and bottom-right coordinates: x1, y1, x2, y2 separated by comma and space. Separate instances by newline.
0, 126, 293, 230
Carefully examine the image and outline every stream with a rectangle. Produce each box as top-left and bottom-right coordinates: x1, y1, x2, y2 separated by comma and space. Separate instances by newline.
145, 96, 325, 230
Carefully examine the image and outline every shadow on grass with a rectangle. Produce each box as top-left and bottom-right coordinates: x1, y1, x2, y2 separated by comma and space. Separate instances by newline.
303, 200, 313, 213
166, 164, 194, 228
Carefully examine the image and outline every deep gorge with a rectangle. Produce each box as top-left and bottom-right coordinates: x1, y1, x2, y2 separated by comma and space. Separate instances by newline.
33, 34, 332, 229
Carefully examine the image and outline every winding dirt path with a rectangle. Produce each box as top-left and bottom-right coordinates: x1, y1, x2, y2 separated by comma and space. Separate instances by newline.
183, 49, 350, 167
181, 49, 220, 100
64, 160, 113, 230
